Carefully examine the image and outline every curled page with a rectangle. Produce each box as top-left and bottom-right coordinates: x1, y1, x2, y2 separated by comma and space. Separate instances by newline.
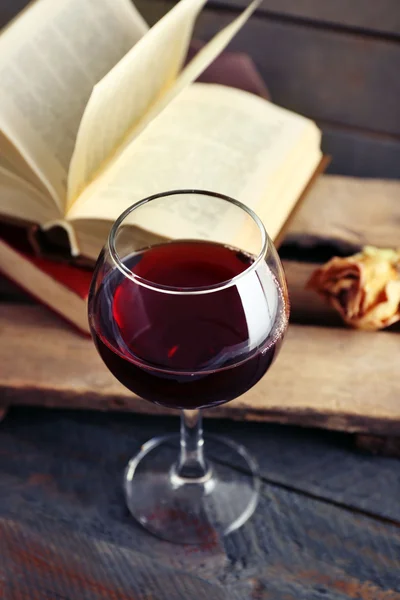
0, 0, 147, 207
67, 0, 260, 207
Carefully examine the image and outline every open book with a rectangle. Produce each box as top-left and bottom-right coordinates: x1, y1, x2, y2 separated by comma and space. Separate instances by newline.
0, 0, 322, 262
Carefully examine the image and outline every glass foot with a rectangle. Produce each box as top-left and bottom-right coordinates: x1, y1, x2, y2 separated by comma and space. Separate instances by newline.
124, 433, 260, 545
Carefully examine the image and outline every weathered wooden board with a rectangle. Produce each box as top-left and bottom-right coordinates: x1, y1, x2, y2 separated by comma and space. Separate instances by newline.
2, 3, 400, 595
196, 10, 400, 137
282, 175, 400, 327
322, 126, 400, 179
215, 418, 400, 524
2, 303, 400, 435
284, 260, 341, 325
282, 175, 400, 253
210, 0, 400, 37
1, 407, 400, 599
72, 407, 400, 525
0, 517, 233, 600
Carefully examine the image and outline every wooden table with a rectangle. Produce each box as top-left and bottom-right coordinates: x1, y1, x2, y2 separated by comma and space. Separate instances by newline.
1, 175, 400, 597
1, 407, 400, 599
1, 1, 399, 595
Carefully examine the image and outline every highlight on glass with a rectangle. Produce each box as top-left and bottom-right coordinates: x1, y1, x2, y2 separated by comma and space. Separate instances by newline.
88, 190, 289, 544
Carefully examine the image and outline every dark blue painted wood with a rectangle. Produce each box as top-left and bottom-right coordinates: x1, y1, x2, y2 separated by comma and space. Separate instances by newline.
211, 420, 400, 524
1, 408, 400, 598
322, 127, 400, 179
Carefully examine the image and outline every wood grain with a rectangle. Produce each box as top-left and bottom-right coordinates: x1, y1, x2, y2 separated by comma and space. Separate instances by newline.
2, 407, 400, 599
282, 175, 400, 253
283, 261, 342, 326
197, 9, 400, 136
322, 125, 400, 179
1, 303, 400, 435
0, 517, 232, 600
209, 0, 400, 37
88, 411, 400, 523
222, 420, 400, 523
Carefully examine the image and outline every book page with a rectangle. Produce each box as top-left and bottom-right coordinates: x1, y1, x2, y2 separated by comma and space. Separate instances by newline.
0, 161, 60, 225
0, 0, 147, 208
0, 130, 52, 197
67, 83, 319, 254
134, 0, 260, 141
67, 0, 208, 205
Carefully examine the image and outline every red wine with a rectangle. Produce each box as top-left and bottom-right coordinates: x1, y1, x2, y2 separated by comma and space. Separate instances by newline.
89, 240, 288, 409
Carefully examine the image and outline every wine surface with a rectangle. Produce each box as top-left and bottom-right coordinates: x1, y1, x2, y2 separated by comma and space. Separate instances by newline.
89, 240, 287, 409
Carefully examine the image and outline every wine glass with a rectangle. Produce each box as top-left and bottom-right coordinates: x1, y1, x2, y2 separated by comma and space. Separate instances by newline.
88, 190, 289, 545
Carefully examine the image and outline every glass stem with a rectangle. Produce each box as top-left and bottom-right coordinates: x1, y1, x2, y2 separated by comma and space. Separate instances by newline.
176, 409, 210, 480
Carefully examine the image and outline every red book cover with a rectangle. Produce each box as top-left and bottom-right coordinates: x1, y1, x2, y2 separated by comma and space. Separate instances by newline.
0, 224, 92, 335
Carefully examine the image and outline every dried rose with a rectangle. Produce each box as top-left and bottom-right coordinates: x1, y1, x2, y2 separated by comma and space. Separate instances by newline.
307, 246, 400, 331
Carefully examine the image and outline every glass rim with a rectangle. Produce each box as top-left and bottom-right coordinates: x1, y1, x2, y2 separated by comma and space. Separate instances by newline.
108, 189, 268, 295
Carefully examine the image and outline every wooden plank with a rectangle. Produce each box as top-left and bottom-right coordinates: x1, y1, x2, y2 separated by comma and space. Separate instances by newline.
322, 126, 400, 179
222, 419, 400, 523
209, 0, 400, 37
5, 0, 400, 40
1, 175, 399, 439
0, 517, 233, 600
238, 485, 400, 599
283, 261, 342, 326
64, 408, 400, 524
2, 407, 400, 598
2, 480, 400, 600
0, 412, 229, 584
356, 434, 400, 457
282, 175, 400, 254
1, 303, 400, 435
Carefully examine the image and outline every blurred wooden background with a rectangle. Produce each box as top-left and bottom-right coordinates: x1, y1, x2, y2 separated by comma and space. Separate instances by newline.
1, 0, 400, 179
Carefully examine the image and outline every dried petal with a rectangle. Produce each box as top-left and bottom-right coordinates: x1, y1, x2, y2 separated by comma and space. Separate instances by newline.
307, 247, 400, 330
